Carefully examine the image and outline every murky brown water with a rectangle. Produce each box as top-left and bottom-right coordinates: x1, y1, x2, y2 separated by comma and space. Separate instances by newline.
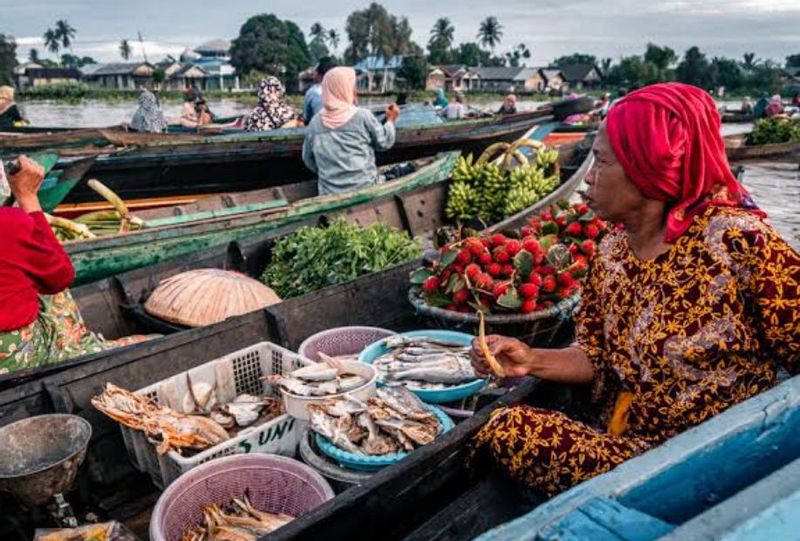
739, 161, 800, 250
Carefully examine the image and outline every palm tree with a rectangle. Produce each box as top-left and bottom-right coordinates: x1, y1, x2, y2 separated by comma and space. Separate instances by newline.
742, 52, 758, 71
119, 39, 132, 61
310, 22, 325, 42
54, 19, 76, 51
601, 57, 613, 77
43, 29, 60, 55
477, 17, 503, 53
327, 29, 340, 54
430, 17, 455, 49
28, 48, 40, 63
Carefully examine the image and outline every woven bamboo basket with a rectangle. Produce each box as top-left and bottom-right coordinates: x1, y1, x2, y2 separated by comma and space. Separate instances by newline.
144, 269, 281, 327
408, 289, 580, 347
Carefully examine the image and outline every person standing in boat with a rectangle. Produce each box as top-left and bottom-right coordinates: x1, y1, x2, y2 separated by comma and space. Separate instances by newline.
243, 77, 300, 132
764, 94, 785, 118
302, 67, 400, 195
303, 57, 337, 125
469, 82, 800, 497
0, 86, 27, 129
0, 158, 152, 374
130, 89, 168, 133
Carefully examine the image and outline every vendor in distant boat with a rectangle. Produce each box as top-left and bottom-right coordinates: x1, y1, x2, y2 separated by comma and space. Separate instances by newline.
304, 56, 337, 124
0, 157, 151, 374
302, 66, 399, 195
0, 86, 27, 129
740, 96, 754, 114
497, 94, 518, 115
432, 88, 449, 109
195, 98, 214, 126
130, 89, 168, 133
243, 77, 300, 132
443, 92, 466, 120
469, 82, 800, 497
179, 87, 203, 128
764, 94, 785, 118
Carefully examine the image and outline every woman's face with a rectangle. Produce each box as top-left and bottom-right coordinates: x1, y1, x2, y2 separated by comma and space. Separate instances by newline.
584, 124, 649, 222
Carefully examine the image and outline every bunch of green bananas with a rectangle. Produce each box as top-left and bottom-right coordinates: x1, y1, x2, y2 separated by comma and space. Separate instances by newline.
74, 210, 145, 237
446, 148, 562, 223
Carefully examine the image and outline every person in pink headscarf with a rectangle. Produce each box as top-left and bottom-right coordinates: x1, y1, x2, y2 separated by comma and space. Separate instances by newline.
468, 82, 800, 497
302, 67, 400, 195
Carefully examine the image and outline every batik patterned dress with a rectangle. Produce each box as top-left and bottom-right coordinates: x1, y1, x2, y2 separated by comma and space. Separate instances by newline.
471, 206, 800, 496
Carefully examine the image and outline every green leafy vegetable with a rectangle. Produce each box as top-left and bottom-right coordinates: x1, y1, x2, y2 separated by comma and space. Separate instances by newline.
262, 217, 422, 298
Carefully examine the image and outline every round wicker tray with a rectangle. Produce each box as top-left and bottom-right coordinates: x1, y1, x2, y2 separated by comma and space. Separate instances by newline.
408, 289, 580, 347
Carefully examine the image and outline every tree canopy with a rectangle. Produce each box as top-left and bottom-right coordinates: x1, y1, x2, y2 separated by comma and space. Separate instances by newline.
344, 3, 416, 64
0, 34, 17, 86
553, 53, 597, 67
230, 13, 311, 90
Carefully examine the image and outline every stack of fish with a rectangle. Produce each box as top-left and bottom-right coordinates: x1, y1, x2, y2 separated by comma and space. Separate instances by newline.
372, 335, 478, 389
266, 356, 369, 397
309, 386, 442, 456
181, 380, 283, 434
181, 495, 294, 541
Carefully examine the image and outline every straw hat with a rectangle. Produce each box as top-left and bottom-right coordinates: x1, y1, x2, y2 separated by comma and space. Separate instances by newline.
144, 269, 281, 327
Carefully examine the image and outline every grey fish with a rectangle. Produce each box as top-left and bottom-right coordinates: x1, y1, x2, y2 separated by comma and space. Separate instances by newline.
291, 363, 338, 382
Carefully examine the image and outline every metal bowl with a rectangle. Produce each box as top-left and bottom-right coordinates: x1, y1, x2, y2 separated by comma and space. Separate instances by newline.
0, 414, 92, 506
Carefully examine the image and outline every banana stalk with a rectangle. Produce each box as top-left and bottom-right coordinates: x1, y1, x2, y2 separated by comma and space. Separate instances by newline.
476, 142, 511, 166
46, 213, 96, 242
87, 179, 132, 233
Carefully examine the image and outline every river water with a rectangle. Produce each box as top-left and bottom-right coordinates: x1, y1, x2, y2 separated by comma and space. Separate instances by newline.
13, 99, 800, 250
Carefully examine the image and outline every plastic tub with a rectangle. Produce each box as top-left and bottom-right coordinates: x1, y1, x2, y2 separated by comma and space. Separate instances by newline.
298, 326, 396, 361
150, 453, 334, 541
359, 330, 487, 404
280, 360, 378, 421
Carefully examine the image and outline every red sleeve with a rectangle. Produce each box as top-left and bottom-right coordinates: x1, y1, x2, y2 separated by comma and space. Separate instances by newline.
10, 210, 75, 294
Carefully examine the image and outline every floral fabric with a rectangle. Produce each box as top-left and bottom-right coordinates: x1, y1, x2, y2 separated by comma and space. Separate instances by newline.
0, 290, 151, 374
243, 77, 297, 132
472, 206, 800, 494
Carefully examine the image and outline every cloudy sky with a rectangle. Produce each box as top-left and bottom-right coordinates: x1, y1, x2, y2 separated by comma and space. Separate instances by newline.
2, 0, 798, 65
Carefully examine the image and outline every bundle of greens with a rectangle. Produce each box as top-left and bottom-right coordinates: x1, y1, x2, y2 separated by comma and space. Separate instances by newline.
748, 117, 800, 145
262, 217, 422, 298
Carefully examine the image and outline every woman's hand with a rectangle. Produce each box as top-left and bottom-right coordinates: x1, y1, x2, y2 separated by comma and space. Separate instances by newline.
385, 104, 400, 123
470, 335, 534, 378
8, 155, 44, 213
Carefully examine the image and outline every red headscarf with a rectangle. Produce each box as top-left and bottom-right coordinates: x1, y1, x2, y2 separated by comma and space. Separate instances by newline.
605, 82, 762, 243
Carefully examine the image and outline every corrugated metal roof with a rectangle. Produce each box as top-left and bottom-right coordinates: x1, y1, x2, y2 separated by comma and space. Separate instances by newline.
353, 55, 404, 71
82, 62, 153, 76
468, 67, 523, 81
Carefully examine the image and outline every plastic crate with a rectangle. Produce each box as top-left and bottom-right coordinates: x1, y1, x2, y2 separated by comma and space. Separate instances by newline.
120, 342, 308, 488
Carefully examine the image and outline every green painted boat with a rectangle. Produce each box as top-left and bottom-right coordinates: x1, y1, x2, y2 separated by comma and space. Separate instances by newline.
65, 152, 460, 285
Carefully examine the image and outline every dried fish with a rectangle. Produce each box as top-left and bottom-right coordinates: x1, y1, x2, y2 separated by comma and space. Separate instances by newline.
373, 337, 479, 389
309, 386, 442, 456
181, 496, 293, 541
92, 383, 229, 456
267, 361, 368, 398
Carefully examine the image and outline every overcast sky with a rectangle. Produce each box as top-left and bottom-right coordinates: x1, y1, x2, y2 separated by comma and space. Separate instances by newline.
2, 0, 798, 65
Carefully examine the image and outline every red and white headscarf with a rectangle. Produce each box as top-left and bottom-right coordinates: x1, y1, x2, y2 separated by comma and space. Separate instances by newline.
605, 82, 762, 243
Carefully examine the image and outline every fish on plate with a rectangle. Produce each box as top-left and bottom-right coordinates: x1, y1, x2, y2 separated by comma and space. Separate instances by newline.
372, 336, 479, 389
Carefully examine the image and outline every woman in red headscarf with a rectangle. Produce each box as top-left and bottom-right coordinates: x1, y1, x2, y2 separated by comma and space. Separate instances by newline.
469, 83, 800, 496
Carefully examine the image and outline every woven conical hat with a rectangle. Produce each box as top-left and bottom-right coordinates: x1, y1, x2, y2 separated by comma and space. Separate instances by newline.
144, 269, 281, 327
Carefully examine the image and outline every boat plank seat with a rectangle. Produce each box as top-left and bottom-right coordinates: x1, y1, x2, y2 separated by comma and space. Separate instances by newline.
537, 498, 675, 541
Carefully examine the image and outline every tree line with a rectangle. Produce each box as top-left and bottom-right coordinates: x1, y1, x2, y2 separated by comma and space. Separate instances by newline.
557, 45, 797, 95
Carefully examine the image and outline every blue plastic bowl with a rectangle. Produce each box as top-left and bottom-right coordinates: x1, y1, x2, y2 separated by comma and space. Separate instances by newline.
358, 330, 487, 404
315, 405, 455, 472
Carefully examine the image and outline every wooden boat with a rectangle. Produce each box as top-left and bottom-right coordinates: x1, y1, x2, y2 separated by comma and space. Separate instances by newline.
725, 134, 800, 161
1, 133, 591, 388
4, 250, 794, 540
55, 110, 553, 204
63, 152, 460, 285
476, 373, 800, 540
60, 126, 591, 285
721, 110, 755, 123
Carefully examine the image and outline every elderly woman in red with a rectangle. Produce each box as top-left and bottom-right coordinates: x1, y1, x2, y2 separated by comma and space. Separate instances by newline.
0, 157, 145, 374
469, 83, 800, 496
